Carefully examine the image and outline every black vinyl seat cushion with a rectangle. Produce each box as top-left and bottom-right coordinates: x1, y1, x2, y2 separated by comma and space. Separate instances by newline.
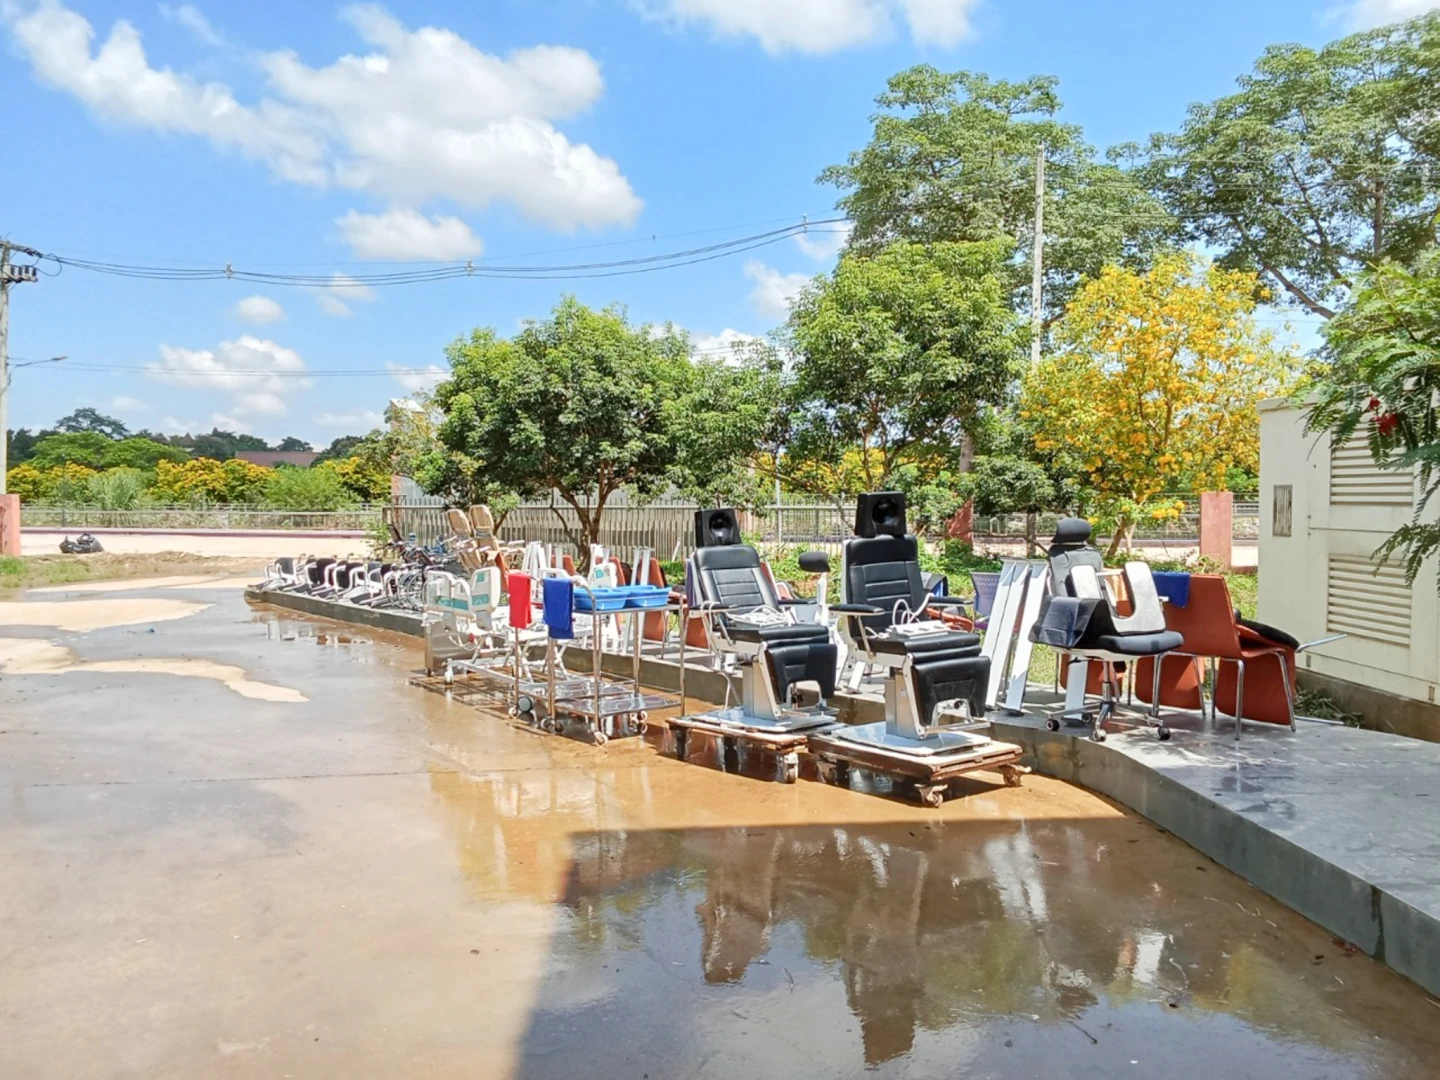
844, 535, 927, 633
868, 629, 981, 657
767, 641, 838, 702
727, 622, 832, 646
1091, 630, 1183, 656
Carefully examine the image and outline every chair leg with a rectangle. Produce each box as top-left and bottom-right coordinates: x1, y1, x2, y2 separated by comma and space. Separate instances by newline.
1275, 651, 1297, 732
1150, 654, 1163, 718
1233, 658, 1246, 741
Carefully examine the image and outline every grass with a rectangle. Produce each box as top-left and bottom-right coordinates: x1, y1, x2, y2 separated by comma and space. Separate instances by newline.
0, 553, 259, 593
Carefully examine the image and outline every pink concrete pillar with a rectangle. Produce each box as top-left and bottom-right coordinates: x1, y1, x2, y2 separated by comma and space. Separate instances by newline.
1199, 491, 1233, 570
0, 494, 20, 557
946, 499, 974, 544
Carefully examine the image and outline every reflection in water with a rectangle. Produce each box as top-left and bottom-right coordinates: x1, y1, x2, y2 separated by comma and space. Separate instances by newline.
428, 772, 1439, 1079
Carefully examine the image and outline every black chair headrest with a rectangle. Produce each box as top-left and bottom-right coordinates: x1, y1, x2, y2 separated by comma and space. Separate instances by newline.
798, 550, 831, 574
694, 507, 741, 548
855, 491, 907, 538
1051, 517, 1093, 549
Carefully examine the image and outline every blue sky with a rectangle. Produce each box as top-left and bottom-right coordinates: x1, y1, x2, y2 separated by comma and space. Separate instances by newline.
1, 0, 1427, 445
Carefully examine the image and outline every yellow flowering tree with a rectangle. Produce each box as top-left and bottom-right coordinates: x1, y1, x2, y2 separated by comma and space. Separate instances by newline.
152, 458, 273, 504
316, 456, 390, 503
1022, 252, 1297, 555
5, 463, 48, 501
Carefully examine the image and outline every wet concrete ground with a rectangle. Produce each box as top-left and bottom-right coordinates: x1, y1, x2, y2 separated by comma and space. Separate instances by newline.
2, 583, 1439, 1079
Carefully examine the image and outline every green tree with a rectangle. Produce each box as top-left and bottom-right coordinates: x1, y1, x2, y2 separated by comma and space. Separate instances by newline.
188, 428, 269, 460
103, 437, 189, 469
261, 466, 359, 511
783, 240, 1024, 493
27, 432, 114, 469
820, 65, 1171, 321
54, 407, 129, 440
435, 298, 742, 561
314, 434, 363, 463
955, 455, 1059, 554
1145, 13, 1440, 318
276, 436, 313, 452
5, 427, 45, 465
1304, 247, 1440, 586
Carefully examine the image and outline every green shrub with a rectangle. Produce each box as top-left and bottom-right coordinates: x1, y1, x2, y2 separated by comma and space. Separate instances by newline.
86, 467, 149, 510
261, 465, 360, 511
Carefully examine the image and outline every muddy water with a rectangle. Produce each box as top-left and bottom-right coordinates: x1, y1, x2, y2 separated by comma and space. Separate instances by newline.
3, 592, 1439, 1079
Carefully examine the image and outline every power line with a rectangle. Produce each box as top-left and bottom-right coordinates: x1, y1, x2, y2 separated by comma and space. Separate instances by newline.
32, 219, 848, 288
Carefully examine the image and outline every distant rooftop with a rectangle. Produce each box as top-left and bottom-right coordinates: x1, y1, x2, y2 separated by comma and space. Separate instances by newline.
235, 450, 321, 468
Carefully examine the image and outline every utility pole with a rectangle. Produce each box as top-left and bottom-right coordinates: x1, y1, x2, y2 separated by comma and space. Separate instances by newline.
1030, 143, 1045, 367
0, 240, 42, 494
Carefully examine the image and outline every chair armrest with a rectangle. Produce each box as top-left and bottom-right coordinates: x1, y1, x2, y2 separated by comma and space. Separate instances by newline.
926, 596, 971, 609
1297, 633, 1347, 652
778, 597, 810, 606
832, 604, 884, 619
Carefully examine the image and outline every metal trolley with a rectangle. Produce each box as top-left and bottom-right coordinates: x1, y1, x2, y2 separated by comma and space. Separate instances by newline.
515, 579, 685, 746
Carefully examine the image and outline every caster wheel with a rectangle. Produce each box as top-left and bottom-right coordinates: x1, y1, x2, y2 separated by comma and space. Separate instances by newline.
674, 730, 689, 761
815, 760, 836, 784
1000, 764, 1026, 788
1091, 729, 1107, 743
593, 730, 609, 747
777, 753, 799, 785
516, 694, 535, 715
1157, 726, 1172, 741
518, 710, 536, 727
635, 719, 649, 735
637, 711, 649, 723
443, 666, 454, 686
1045, 717, 1061, 732
918, 785, 946, 808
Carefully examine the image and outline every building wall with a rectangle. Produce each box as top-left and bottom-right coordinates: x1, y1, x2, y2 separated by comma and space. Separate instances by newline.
1259, 398, 1438, 710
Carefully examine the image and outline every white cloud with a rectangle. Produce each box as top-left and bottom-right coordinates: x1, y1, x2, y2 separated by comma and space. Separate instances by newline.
108, 395, 148, 411
793, 221, 853, 262
4, 3, 641, 229
157, 3, 223, 47
1334, 0, 1440, 27
315, 408, 384, 428
234, 294, 285, 324
146, 334, 311, 417
386, 363, 448, 392
744, 260, 809, 321
336, 208, 483, 260
637, 0, 980, 53
315, 274, 378, 317
160, 415, 199, 434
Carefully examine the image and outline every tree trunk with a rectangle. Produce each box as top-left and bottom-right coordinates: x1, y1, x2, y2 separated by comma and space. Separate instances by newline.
1024, 510, 1038, 557
1104, 519, 1133, 560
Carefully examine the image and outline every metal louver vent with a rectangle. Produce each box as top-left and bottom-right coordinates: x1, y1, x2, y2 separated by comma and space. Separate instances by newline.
1330, 432, 1414, 506
1326, 555, 1412, 647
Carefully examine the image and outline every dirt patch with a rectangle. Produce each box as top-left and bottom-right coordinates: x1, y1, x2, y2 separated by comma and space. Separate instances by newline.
1, 553, 263, 594
0, 638, 307, 702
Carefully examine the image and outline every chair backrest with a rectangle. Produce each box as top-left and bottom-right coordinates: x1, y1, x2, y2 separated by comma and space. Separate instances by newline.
691, 544, 779, 613
1163, 573, 1242, 658
467, 505, 499, 550
445, 508, 471, 537
1048, 518, 1105, 597
1071, 563, 1167, 635
970, 571, 1001, 618
842, 534, 925, 632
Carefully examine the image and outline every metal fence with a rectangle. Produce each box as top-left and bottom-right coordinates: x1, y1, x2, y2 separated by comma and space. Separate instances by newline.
19, 504, 382, 532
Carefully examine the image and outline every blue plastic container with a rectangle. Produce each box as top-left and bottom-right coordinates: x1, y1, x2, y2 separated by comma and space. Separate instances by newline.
573, 586, 629, 612
620, 585, 671, 609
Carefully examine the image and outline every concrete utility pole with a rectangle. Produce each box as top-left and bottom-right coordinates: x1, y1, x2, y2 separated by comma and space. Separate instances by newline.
1030, 143, 1045, 367
0, 240, 42, 494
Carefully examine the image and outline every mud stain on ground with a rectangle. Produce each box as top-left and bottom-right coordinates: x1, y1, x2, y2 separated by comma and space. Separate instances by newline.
0, 638, 308, 702
0, 597, 210, 632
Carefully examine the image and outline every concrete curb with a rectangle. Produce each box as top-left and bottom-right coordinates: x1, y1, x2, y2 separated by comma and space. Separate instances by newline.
244, 587, 423, 637
239, 588, 1440, 998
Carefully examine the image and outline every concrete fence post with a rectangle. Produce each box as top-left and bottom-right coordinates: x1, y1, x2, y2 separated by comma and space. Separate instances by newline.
0, 494, 20, 556
1199, 491, 1234, 569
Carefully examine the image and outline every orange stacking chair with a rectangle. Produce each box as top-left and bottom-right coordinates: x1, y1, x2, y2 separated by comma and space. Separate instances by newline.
1134, 574, 1299, 737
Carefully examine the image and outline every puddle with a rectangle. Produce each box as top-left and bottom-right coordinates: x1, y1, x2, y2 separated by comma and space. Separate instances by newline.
0, 638, 308, 702
0, 597, 210, 632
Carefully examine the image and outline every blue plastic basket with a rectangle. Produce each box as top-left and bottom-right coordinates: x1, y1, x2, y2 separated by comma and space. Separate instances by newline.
620, 585, 671, 609
573, 586, 628, 612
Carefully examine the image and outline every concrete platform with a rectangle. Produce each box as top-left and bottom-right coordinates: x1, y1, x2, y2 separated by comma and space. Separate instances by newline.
240, 591, 1440, 998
